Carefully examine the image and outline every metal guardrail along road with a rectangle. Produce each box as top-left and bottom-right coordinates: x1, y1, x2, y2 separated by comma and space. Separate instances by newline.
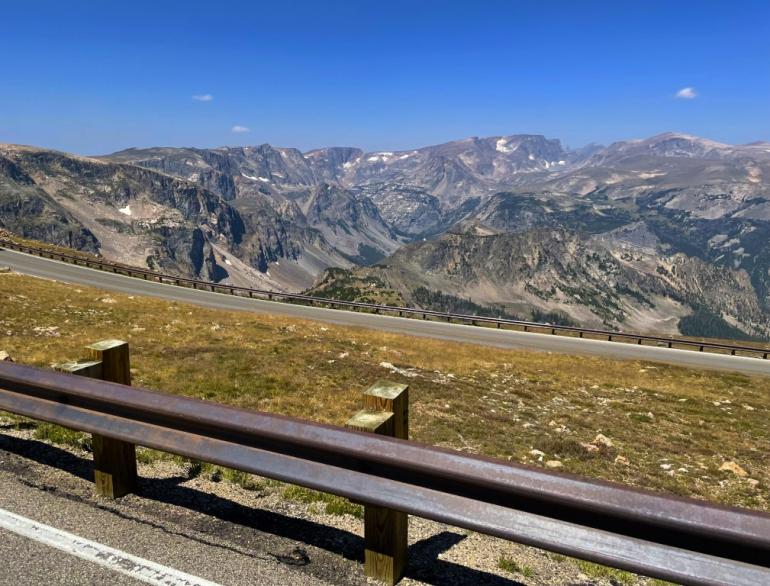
1, 238, 769, 359
0, 358, 769, 585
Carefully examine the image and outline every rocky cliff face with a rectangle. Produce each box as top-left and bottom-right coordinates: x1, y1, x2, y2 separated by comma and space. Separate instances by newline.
0, 153, 99, 252
299, 184, 402, 264
352, 183, 445, 237
0, 145, 251, 283
0, 145, 403, 291
304, 147, 364, 183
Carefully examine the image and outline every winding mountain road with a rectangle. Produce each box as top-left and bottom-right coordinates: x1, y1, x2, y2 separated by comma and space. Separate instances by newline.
2, 248, 769, 377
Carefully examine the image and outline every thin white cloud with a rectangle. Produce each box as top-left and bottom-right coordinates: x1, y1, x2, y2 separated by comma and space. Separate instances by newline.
675, 87, 697, 99
192, 94, 214, 102
231, 125, 250, 133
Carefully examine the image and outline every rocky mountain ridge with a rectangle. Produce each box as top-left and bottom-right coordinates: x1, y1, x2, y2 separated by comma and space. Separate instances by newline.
103, 134, 572, 206
311, 224, 770, 338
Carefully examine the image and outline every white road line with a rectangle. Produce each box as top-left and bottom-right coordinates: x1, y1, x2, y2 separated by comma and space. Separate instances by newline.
0, 507, 222, 586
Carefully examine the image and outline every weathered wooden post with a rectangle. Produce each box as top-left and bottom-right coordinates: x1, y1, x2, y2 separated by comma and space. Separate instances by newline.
345, 380, 409, 585
56, 340, 138, 498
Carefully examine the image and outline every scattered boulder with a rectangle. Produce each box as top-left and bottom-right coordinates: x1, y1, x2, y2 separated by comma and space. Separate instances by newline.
0, 351, 13, 362
378, 361, 418, 378
593, 434, 614, 448
545, 460, 563, 469
580, 442, 600, 453
32, 326, 60, 337
719, 461, 748, 477
614, 455, 630, 466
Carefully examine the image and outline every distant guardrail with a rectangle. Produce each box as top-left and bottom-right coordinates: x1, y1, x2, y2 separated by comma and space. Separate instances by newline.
2, 238, 768, 360
1, 348, 770, 585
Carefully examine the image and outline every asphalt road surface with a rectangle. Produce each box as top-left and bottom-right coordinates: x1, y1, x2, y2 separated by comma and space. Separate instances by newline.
2, 248, 769, 377
0, 430, 362, 586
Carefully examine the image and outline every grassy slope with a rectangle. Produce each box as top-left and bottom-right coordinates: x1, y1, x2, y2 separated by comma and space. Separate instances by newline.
308, 267, 407, 305
0, 272, 768, 514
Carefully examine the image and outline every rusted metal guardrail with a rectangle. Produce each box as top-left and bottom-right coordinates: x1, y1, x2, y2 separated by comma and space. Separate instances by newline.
2, 238, 768, 359
1, 357, 769, 585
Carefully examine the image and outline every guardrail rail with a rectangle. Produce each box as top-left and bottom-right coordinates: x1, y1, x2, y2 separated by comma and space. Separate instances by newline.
2, 238, 768, 360
0, 357, 769, 585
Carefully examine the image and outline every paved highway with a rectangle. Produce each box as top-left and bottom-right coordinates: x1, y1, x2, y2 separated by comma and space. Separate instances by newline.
2, 248, 769, 376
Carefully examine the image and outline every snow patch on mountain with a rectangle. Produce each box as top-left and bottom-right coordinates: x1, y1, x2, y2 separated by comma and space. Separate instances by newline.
496, 138, 516, 153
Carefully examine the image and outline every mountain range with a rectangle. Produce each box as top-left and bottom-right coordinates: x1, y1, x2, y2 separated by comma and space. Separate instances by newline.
2, 132, 770, 339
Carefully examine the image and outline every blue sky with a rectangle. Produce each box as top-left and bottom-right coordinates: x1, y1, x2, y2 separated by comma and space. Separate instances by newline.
2, 1, 768, 154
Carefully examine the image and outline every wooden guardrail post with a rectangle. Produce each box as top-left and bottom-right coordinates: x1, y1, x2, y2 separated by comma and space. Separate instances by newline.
87, 340, 137, 498
345, 380, 409, 585
56, 340, 137, 498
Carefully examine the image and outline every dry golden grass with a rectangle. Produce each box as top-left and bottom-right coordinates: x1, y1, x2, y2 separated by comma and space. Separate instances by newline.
1, 272, 768, 513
